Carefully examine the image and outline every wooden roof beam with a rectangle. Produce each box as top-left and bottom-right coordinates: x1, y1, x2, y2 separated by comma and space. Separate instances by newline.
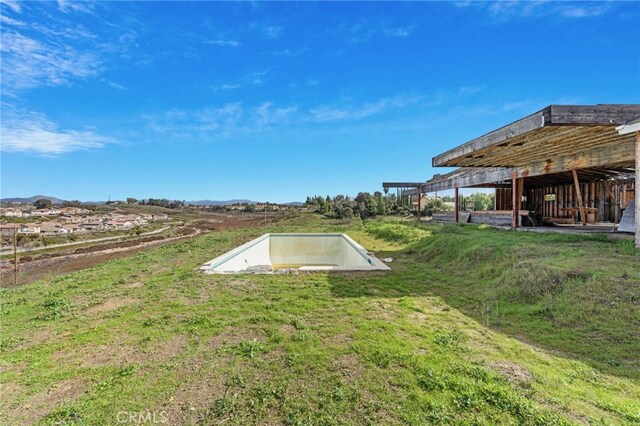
433, 104, 640, 167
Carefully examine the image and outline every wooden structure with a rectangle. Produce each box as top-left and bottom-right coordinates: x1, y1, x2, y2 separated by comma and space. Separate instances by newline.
382, 182, 425, 214
386, 105, 640, 245
616, 117, 640, 247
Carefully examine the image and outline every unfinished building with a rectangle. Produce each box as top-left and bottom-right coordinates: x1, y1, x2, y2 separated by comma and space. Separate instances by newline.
384, 104, 640, 247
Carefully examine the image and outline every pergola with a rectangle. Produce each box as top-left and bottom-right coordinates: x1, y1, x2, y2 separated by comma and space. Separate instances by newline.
385, 104, 640, 246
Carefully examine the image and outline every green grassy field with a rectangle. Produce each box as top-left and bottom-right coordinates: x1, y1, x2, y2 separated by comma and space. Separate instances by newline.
1, 214, 638, 424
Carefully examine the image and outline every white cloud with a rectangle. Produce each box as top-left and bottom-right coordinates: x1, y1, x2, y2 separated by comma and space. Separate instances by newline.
272, 47, 309, 57
211, 69, 268, 91
143, 100, 300, 140
309, 94, 422, 122
332, 20, 414, 44
1, 106, 111, 155
104, 80, 127, 91
455, 1, 612, 21
253, 102, 297, 126
0, 0, 21, 13
0, 31, 102, 93
0, 14, 24, 26
250, 23, 282, 39
221, 83, 242, 90
205, 38, 240, 47
57, 0, 96, 14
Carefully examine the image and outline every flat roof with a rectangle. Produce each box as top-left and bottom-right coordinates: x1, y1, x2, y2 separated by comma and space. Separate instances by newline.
432, 104, 640, 170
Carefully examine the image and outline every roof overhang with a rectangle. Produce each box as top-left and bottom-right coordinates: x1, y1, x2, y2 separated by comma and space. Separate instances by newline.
432, 105, 640, 170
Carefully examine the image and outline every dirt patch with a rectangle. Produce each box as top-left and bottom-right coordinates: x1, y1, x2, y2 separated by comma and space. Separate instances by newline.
15, 328, 54, 351
1, 229, 200, 287
82, 340, 143, 367
322, 333, 354, 347
279, 324, 296, 334
124, 281, 144, 289
6, 378, 87, 425
152, 335, 188, 363
408, 311, 428, 322
86, 297, 137, 314
163, 375, 227, 424
330, 354, 364, 381
489, 360, 534, 388
225, 279, 259, 296
365, 300, 396, 321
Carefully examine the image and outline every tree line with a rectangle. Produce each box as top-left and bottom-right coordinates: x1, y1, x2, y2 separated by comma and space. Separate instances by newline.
306, 191, 495, 219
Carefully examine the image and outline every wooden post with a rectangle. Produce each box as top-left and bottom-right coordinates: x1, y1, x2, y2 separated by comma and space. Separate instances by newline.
572, 169, 587, 226
511, 172, 519, 229
454, 186, 459, 223
635, 132, 640, 249
434, 191, 438, 214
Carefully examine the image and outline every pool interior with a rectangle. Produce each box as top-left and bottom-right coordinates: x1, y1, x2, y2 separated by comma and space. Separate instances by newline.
200, 233, 390, 274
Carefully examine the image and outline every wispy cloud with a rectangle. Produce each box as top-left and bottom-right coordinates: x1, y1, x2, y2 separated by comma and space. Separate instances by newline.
0, 2, 137, 95
309, 94, 422, 122
454, 1, 613, 22
331, 19, 414, 44
0, 0, 21, 13
249, 22, 283, 39
57, 0, 96, 15
0, 13, 24, 26
211, 69, 268, 91
204, 38, 240, 48
104, 80, 128, 91
271, 47, 309, 57
143, 100, 299, 141
1, 105, 112, 155
254, 102, 297, 126
0, 31, 102, 93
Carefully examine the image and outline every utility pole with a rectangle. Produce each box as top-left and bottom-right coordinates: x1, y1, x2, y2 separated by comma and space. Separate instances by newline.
264, 204, 267, 227
13, 225, 18, 286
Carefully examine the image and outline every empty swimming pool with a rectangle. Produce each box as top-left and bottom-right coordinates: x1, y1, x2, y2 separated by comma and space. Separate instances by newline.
200, 233, 390, 273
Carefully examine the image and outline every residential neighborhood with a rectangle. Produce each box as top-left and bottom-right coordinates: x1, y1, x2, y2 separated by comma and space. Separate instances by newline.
0, 207, 169, 239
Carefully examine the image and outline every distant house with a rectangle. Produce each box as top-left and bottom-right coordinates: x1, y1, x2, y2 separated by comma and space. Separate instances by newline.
62, 224, 86, 234
32, 208, 59, 216
0, 224, 19, 236
1, 223, 42, 236
80, 222, 105, 231
19, 223, 41, 235
38, 222, 70, 235
0, 208, 25, 217
152, 213, 169, 221
59, 207, 90, 215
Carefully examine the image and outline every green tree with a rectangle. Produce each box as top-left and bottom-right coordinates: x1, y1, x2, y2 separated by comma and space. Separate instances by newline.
33, 198, 52, 209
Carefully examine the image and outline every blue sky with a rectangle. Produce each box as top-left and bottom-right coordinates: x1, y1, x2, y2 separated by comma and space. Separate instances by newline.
1, 1, 639, 202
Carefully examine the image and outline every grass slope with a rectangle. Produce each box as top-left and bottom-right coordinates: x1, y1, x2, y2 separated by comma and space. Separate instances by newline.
1, 214, 638, 425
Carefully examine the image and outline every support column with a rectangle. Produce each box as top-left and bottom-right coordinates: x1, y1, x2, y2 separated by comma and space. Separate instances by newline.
417, 186, 422, 220
636, 131, 639, 248
572, 169, 587, 226
454, 186, 460, 223
512, 172, 519, 229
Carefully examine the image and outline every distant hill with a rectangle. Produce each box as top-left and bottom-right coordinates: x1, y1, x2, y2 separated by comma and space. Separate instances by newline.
1, 195, 66, 204
188, 200, 304, 206
188, 199, 259, 206
2, 196, 303, 207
